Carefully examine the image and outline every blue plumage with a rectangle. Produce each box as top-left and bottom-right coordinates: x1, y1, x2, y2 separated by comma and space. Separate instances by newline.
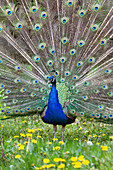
43, 79, 74, 125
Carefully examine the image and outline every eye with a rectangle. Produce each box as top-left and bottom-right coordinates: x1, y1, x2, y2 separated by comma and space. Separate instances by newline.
70, 49, 76, 55
66, 0, 73, 6
60, 57, 67, 63
33, 55, 40, 62
47, 60, 53, 66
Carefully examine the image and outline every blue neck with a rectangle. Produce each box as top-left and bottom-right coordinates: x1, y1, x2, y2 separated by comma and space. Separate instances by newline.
48, 83, 59, 104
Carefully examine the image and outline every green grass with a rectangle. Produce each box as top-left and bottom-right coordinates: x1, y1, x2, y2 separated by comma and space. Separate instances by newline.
0, 116, 113, 170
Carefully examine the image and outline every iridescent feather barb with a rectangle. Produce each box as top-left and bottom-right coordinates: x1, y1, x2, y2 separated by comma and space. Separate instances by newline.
0, 0, 113, 130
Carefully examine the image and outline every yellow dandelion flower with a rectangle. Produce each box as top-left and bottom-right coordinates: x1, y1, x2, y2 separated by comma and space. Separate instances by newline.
83, 122, 86, 125
43, 158, 50, 164
37, 135, 42, 138
59, 141, 64, 145
54, 158, 61, 162
78, 155, 84, 161
93, 135, 97, 138
22, 120, 27, 123
17, 143, 21, 146
70, 157, 77, 162
74, 161, 81, 168
20, 133, 26, 137
24, 141, 28, 144
26, 133, 32, 137
84, 140, 87, 142
1, 125, 4, 128
15, 155, 21, 159
32, 139, 37, 143
48, 142, 52, 145
82, 159, 89, 165
102, 134, 105, 136
14, 141, 17, 144
52, 138, 58, 141
37, 128, 42, 131
10, 139, 12, 141
13, 135, 19, 138
79, 127, 82, 130
58, 164, 65, 169
96, 142, 100, 145
32, 164, 35, 166
109, 136, 113, 139
18, 145, 24, 150
88, 135, 91, 137
48, 164, 55, 168
43, 153, 46, 156
36, 167, 40, 170
3, 116, 7, 119
101, 146, 108, 151
55, 146, 61, 150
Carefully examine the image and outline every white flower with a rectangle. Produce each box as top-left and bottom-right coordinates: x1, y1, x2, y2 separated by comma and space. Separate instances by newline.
87, 141, 93, 146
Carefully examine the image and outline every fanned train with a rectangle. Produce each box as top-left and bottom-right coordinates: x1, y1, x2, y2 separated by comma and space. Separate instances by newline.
0, 0, 113, 139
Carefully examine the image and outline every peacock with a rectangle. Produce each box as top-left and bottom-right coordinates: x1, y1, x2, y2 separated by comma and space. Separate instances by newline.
0, 0, 113, 141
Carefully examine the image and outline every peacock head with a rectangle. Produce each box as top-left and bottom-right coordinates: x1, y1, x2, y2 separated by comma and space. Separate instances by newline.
48, 76, 56, 84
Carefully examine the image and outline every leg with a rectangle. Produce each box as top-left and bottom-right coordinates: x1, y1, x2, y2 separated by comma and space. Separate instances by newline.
53, 125, 57, 138
62, 126, 65, 141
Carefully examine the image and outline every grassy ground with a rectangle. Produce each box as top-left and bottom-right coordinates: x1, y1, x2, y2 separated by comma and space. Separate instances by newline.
0, 116, 113, 170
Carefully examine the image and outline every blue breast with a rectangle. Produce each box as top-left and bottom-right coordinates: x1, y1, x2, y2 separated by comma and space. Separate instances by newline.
42, 84, 73, 125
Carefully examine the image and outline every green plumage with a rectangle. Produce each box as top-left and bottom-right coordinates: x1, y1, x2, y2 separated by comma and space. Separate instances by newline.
0, 0, 113, 127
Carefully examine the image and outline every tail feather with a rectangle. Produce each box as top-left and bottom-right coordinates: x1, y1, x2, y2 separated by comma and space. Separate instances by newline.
0, 0, 113, 122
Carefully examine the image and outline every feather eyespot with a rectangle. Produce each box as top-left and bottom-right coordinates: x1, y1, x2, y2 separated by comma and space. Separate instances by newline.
6, 9, 12, 16
30, 92, 36, 97
102, 85, 108, 90
47, 60, 53, 66
41, 12, 47, 19
39, 43, 46, 50
14, 78, 20, 83
107, 92, 113, 97
49, 48, 55, 55
16, 23, 23, 30
0, 25, 3, 32
60, 57, 67, 63
60, 78, 65, 82
20, 88, 26, 93
34, 24, 42, 31
91, 24, 99, 31
98, 105, 104, 110
92, 4, 101, 12
74, 89, 79, 94
67, 0, 73, 6
83, 96, 88, 100
78, 9, 86, 17
105, 69, 112, 74
70, 49, 76, 55
65, 71, 71, 76
77, 61, 83, 67
0, 84, 5, 88
5, 89, 11, 94
13, 99, 18, 104
61, 17, 69, 24
78, 40, 85, 47
30, 6, 38, 13
15, 65, 21, 70
100, 38, 107, 45
88, 57, 95, 63
72, 75, 78, 80
33, 55, 40, 62
61, 37, 69, 44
